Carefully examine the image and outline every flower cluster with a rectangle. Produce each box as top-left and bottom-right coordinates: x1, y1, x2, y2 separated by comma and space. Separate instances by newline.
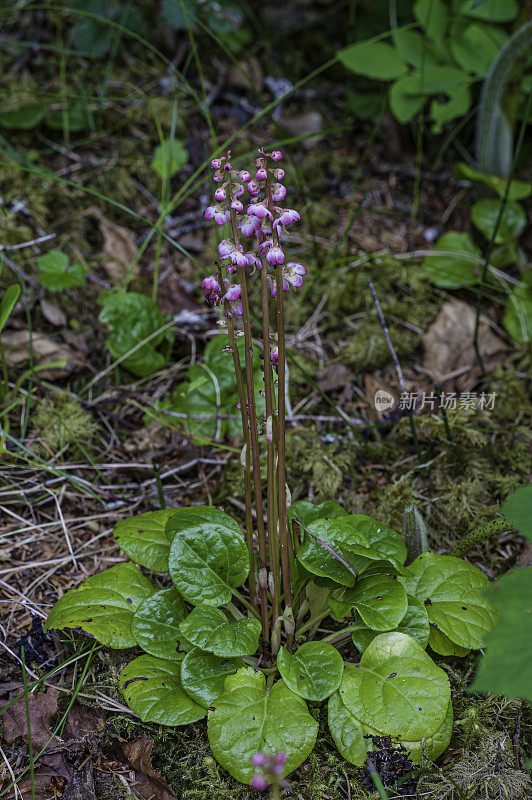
250, 751, 289, 791
201, 148, 306, 317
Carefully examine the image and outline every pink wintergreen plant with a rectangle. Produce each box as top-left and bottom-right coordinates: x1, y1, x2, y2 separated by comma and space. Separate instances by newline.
201, 145, 306, 652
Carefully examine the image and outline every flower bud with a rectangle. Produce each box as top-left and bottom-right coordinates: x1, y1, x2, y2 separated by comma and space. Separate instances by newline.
247, 180, 260, 197
271, 183, 286, 202
255, 167, 267, 181
251, 753, 268, 767
266, 245, 285, 266
231, 199, 244, 213
239, 169, 252, 182
250, 775, 268, 791
211, 158, 222, 169
214, 187, 226, 201
270, 150, 282, 161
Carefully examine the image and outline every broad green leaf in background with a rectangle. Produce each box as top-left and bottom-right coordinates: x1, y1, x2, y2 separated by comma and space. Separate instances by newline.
422, 231, 481, 287
329, 574, 408, 631
0, 285, 21, 332
471, 199, 527, 243
503, 273, 532, 344
207, 668, 318, 782
45, 101, 94, 132
114, 508, 177, 571
289, 500, 348, 529
389, 75, 426, 124
119, 654, 205, 725
277, 642, 344, 701
296, 518, 367, 587
501, 484, 532, 540
162, 0, 199, 29
339, 515, 407, 570
44, 562, 155, 648
414, 0, 448, 46
396, 65, 466, 96
391, 30, 440, 70
430, 83, 471, 133
70, 0, 143, 57
399, 552, 498, 652
351, 594, 430, 653
453, 162, 532, 200
428, 626, 471, 657
98, 290, 173, 377
470, 568, 532, 700
168, 520, 249, 606
460, 0, 519, 23
152, 138, 189, 179
338, 42, 407, 81
179, 605, 261, 657
0, 103, 44, 129
328, 669, 370, 767
131, 588, 188, 661
37, 250, 86, 291
180, 648, 243, 708
450, 23, 508, 77
165, 506, 242, 544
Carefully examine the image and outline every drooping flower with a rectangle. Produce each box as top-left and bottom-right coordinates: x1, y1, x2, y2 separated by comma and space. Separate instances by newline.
283, 262, 306, 289
271, 183, 286, 202
266, 245, 285, 266
273, 209, 300, 229
270, 346, 279, 367
239, 214, 261, 238
204, 205, 227, 225
247, 202, 272, 220
250, 774, 268, 791
223, 282, 241, 303
201, 275, 221, 306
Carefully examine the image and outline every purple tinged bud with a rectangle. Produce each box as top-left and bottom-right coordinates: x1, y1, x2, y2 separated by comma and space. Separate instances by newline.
231, 199, 244, 212
271, 183, 287, 202
214, 187, 226, 201
201, 275, 221, 306
239, 170, 252, 182
271, 346, 279, 366
255, 167, 267, 181
275, 753, 287, 766
250, 775, 268, 791
233, 183, 245, 199
273, 209, 300, 229
247, 180, 260, 197
240, 215, 261, 238
224, 283, 241, 303
251, 753, 268, 767
247, 203, 272, 220
211, 158, 222, 169
270, 150, 283, 161
274, 168, 285, 179
213, 170, 224, 183
255, 156, 265, 168
232, 300, 243, 316
204, 205, 227, 225
218, 238, 241, 258
266, 245, 285, 266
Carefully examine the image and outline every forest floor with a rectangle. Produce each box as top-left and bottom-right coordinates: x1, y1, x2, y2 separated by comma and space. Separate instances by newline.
1, 6, 531, 799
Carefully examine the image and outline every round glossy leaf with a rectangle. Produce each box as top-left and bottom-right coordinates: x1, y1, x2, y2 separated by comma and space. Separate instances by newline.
351, 595, 429, 653
328, 686, 369, 766
423, 232, 481, 288
44, 562, 155, 648
208, 668, 318, 783
179, 606, 261, 657
119, 654, 205, 725
332, 574, 408, 632
358, 654, 449, 741
289, 500, 348, 529
296, 518, 366, 587
389, 76, 426, 124
165, 506, 241, 543
429, 625, 471, 657
338, 42, 407, 80
131, 588, 188, 661
180, 649, 243, 708
403, 701, 453, 764
277, 642, 344, 701
430, 83, 471, 134
338, 516, 407, 569
169, 521, 248, 606
471, 199, 526, 244
114, 509, 177, 571
399, 553, 498, 650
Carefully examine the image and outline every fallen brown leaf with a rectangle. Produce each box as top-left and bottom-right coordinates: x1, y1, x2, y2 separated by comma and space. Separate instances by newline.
422, 300, 512, 391
62, 703, 106, 741
17, 766, 67, 800
40, 298, 67, 327
2, 687, 59, 749
1, 330, 84, 377
86, 206, 137, 284
121, 734, 178, 800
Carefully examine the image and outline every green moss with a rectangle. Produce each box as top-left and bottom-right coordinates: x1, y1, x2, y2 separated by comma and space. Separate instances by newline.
31, 391, 97, 457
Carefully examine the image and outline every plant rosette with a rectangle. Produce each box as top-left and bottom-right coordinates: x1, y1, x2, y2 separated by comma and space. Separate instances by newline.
45, 502, 497, 784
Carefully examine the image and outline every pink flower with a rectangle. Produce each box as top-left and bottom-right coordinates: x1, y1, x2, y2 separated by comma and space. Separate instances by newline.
240, 215, 261, 238
245, 253, 261, 268
255, 167, 267, 181
231, 300, 243, 316
212, 170, 224, 183
283, 262, 306, 289
247, 180, 260, 197
267, 276, 277, 297
223, 283, 241, 303
247, 203, 272, 220
273, 209, 300, 229
271, 183, 286, 202
251, 754, 268, 767
270, 150, 283, 161
218, 238, 241, 258
201, 275, 221, 305
250, 775, 268, 791
239, 170, 252, 182
266, 245, 285, 266
214, 187, 226, 202
204, 205, 227, 225
255, 156, 265, 168
211, 158, 222, 169
270, 346, 278, 366
232, 183, 245, 199
273, 168, 285, 180
231, 199, 244, 213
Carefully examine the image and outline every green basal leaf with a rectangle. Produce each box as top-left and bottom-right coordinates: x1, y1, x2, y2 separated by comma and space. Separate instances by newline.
169, 520, 249, 606
470, 568, 532, 700
0, 285, 21, 333
459, 0, 519, 23
165, 506, 242, 544
338, 42, 407, 81
37, 250, 86, 291
277, 642, 344, 702
403, 701, 453, 764
430, 83, 471, 134
501, 484, 532, 540
296, 518, 368, 587
392, 30, 440, 70
208, 668, 318, 783
423, 231, 481, 288
351, 593, 429, 653
357, 636, 450, 741
338, 515, 407, 570
45, 101, 93, 132
130, 588, 188, 661
119, 654, 205, 725
429, 625, 471, 657
0, 103, 44, 129
389, 76, 426, 124
44, 562, 156, 648
503, 272, 532, 345
289, 500, 348, 529
450, 23, 508, 77
329, 574, 408, 631
453, 162, 532, 200
328, 680, 369, 766
414, 0, 448, 45
179, 606, 261, 657
399, 552, 498, 650
114, 508, 178, 571
180, 648, 243, 708
152, 138, 189, 179
471, 199, 527, 243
